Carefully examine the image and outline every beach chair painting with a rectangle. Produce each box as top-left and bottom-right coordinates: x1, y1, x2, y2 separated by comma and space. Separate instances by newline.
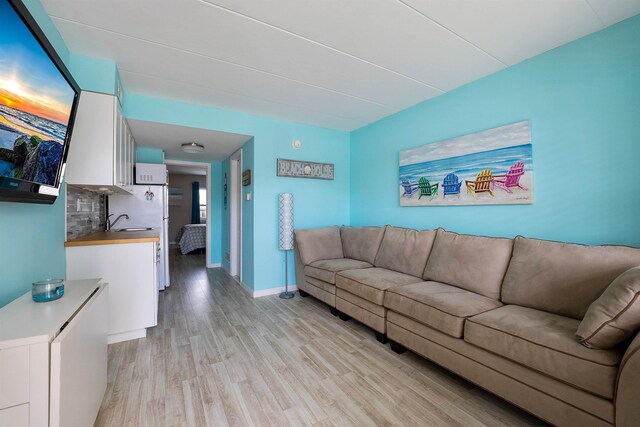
418, 178, 438, 201
401, 179, 419, 198
465, 169, 494, 198
443, 173, 462, 198
399, 121, 533, 206
493, 161, 528, 193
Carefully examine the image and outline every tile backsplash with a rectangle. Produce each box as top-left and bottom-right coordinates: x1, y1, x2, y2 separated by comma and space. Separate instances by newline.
66, 185, 106, 240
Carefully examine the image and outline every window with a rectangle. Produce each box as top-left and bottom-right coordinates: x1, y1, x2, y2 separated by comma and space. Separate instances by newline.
199, 188, 207, 221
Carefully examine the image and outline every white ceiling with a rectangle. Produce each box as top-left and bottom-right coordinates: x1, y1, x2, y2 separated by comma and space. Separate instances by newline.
166, 164, 207, 176
42, 0, 640, 131
128, 119, 252, 163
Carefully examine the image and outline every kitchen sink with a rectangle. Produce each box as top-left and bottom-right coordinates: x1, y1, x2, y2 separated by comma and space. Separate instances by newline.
110, 227, 154, 232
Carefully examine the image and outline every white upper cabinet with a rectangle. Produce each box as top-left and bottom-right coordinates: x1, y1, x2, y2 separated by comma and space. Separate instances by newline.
66, 91, 136, 194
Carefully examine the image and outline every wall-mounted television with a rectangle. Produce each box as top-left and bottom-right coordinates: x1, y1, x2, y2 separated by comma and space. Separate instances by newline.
0, 0, 80, 204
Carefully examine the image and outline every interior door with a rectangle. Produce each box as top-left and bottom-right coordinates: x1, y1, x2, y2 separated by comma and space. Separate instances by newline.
50, 284, 108, 427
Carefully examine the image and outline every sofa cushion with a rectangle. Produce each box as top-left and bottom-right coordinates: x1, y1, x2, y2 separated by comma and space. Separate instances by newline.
577, 267, 640, 349
373, 227, 436, 278
337, 288, 386, 317
294, 226, 343, 266
465, 305, 623, 399
423, 229, 513, 300
501, 236, 640, 319
336, 267, 422, 305
305, 276, 337, 294
305, 258, 372, 284
385, 281, 503, 338
340, 226, 386, 264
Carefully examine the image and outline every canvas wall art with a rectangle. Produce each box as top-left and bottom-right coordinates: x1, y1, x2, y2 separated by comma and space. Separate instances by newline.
399, 121, 533, 206
168, 187, 183, 206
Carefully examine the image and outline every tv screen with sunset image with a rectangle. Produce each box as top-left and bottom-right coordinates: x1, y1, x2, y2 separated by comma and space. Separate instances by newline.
0, 0, 76, 187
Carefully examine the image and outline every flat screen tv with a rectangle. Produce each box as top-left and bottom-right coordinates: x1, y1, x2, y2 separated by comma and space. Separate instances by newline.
0, 0, 80, 204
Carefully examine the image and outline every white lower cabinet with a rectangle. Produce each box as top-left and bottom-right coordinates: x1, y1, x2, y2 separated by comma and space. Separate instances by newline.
0, 279, 107, 427
0, 404, 29, 427
66, 241, 158, 343
0, 346, 29, 409
50, 285, 108, 427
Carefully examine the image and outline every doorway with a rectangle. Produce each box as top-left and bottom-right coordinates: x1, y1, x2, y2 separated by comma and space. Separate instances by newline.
165, 160, 212, 268
229, 149, 242, 280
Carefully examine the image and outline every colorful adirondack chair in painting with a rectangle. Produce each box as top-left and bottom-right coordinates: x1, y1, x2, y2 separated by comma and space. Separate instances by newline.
418, 177, 438, 201
401, 179, 419, 198
442, 173, 462, 198
493, 161, 528, 193
465, 169, 494, 198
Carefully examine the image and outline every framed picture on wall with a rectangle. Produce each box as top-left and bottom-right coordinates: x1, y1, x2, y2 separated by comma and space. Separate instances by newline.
169, 187, 183, 206
399, 121, 533, 206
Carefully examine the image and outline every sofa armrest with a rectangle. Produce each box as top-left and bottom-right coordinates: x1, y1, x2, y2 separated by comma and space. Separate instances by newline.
294, 243, 306, 291
615, 331, 640, 425
294, 226, 343, 266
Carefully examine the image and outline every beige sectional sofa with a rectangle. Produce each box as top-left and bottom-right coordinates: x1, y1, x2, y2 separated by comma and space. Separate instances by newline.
293, 225, 640, 426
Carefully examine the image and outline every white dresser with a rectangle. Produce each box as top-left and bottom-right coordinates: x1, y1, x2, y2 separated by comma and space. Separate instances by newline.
0, 279, 108, 427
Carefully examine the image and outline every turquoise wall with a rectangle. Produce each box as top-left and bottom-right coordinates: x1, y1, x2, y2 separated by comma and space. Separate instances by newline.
69, 53, 117, 95
0, 1, 120, 307
241, 139, 254, 286
221, 157, 231, 271
136, 147, 164, 164
5, 0, 637, 307
218, 139, 254, 284
125, 93, 351, 290
351, 15, 640, 247
0, 188, 66, 307
209, 162, 223, 265
219, 140, 255, 284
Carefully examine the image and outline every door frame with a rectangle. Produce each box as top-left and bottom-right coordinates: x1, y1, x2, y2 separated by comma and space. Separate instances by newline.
164, 159, 213, 267
229, 149, 243, 280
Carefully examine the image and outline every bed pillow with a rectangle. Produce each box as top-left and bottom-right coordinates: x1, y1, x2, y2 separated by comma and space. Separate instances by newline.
576, 267, 640, 349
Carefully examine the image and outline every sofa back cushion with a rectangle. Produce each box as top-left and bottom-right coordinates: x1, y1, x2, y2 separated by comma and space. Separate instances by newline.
294, 226, 343, 266
577, 267, 640, 349
374, 226, 436, 278
341, 226, 386, 264
502, 237, 640, 319
423, 229, 513, 300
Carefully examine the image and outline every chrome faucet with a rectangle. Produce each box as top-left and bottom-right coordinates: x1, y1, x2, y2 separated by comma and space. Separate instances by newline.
106, 214, 129, 231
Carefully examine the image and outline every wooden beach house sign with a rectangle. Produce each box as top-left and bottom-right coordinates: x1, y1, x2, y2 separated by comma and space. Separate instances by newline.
277, 158, 334, 180
399, 121, 533, 206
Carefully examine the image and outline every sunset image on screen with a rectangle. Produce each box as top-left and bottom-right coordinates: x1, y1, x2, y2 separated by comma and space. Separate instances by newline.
0, 0, 76, 186
0, 76, 71, 125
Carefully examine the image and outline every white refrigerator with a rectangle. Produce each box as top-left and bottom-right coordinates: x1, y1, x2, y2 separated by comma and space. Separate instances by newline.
108, 185, 170, 291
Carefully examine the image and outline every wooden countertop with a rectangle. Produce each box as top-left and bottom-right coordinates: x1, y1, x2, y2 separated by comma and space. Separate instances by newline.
64, 230, 160, 247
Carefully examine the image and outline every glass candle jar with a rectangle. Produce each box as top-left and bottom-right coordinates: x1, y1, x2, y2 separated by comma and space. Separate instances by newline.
32, 279, 65, 302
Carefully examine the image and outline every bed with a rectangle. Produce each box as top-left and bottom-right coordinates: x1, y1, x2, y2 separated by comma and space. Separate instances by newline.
176, 224, 207, 254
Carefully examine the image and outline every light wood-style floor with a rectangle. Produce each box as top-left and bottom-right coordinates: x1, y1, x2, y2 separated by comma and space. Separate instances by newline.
95, 248, 547, 426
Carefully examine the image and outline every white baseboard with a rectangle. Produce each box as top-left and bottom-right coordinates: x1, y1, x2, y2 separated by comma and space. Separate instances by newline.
253, 285, 298, 298
219, 266, 298, 298
108, 329, 146, 344
220, 265, 231, 275
220, 266, 252, 296
207, 262, 221, 268
239, 280, 253, 297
